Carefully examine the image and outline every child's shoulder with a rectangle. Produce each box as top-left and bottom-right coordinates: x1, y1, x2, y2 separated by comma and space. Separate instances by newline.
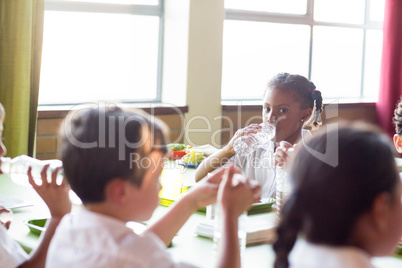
56, 209, 164, 248
50, 211, 176, 267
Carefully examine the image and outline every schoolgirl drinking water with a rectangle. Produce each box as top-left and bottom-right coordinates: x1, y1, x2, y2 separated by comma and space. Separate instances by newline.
195, 73, 323, 198
273, 123, 402, 268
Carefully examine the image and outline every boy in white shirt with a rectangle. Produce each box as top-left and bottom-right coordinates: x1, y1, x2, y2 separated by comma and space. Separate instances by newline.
46, 105, 260, 268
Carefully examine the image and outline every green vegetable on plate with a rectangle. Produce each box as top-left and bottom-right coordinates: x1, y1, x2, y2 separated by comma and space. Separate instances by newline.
168, 143, 187, 151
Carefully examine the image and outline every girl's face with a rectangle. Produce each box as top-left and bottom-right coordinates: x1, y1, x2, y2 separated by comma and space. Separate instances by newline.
0, 117, 7, 174
263, 87, 311, 144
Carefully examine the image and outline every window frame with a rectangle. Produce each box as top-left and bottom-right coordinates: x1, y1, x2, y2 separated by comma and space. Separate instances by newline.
41, 0, 165, 105
223, 0, 383, 101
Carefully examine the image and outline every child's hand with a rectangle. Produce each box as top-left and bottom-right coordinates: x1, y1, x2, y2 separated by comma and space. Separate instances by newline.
274, 141, 295, 168
28, 165, 72, 219
187, 168, 228, 209
218, 165, 261, 218
0, 206, 11, 229
227, 124, 261, 152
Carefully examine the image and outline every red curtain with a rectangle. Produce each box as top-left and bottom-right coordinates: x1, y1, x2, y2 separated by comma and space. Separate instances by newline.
376, 0, 402, 136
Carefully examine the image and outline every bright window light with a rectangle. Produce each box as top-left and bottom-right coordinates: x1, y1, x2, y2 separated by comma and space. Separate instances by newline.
363, 30, 383, 99
222, 0, 384, 101
39, 11, 160, 105
314, 0, 365, 24
61, 0, 158, 5
370, 0, 385, 21
221, 20, 310, 100
311, 26, 364, 99
225, 0, 307, 15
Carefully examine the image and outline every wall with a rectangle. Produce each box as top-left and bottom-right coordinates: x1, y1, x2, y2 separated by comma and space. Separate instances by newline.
36, 109, 186, 160
183, 0, 224, 147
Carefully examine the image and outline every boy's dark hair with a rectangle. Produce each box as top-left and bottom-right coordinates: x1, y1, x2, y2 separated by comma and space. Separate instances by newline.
273, 122, 399, 268
60, 105, 168, 204
265, 73, 323, 127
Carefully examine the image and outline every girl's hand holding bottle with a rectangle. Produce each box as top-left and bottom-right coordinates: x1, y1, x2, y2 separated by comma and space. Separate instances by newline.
231, 123, 276, 157
274, 141, 295, 168
227, 124, 262, 153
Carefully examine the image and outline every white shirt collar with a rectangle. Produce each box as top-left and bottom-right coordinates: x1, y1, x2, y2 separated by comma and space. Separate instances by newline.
289, 239, 374, 268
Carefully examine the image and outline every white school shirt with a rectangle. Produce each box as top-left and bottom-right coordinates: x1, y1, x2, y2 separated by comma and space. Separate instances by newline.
46, 208, 197, 268
229, 129, 311, 198
229, 142, 276, 198
289, 239, 374, 268
0, 224, 28, 268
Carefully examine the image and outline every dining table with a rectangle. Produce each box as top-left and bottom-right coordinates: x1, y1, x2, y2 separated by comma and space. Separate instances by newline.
1, 160, 402, 268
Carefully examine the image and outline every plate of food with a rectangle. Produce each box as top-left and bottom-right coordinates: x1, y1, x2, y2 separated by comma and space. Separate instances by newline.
168, 144, 191, 160
176, 150, 205, 168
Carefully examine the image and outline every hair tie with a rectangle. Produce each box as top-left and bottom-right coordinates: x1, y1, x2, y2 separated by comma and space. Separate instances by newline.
310, 81, 316, 91
310, 81, 318, 101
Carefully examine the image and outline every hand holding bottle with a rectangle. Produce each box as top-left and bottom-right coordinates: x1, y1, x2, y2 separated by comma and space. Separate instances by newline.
28, 165, 71, 219
274, 141, 295, 168
227, 124, 261, 152
233, 123, 276, 157
0, 155, 63, 187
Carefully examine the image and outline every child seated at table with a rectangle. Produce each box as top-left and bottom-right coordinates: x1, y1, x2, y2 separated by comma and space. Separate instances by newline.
273, 123, 402, 268
393, 99, 402, 154
0, 102, 72, 268
391, 99, 402, 245
195, 73, 323, 198
46, 104, 260, 268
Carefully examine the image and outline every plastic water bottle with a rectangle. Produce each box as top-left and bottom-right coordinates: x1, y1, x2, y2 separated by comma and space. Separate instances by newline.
275, 165, 291, 219
0, 155, 63, 187
233, 123, 276, 157
213, 208, 247, 266
275, 147, 294, 218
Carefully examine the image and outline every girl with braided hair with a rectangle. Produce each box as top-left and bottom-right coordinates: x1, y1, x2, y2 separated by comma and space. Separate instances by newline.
273, 123, 402, 268
196, 73, 323, 198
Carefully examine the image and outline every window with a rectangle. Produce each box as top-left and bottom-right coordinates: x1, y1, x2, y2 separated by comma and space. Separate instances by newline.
39, 0, 164, 105
221, 0, 385, 101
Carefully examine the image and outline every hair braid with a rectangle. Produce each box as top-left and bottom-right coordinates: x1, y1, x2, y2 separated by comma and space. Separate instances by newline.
309, 82, 323, 126
273, 194, 302, 268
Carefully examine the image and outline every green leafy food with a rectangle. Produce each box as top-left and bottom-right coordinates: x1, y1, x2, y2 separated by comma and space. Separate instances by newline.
168, 143, 187, 151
